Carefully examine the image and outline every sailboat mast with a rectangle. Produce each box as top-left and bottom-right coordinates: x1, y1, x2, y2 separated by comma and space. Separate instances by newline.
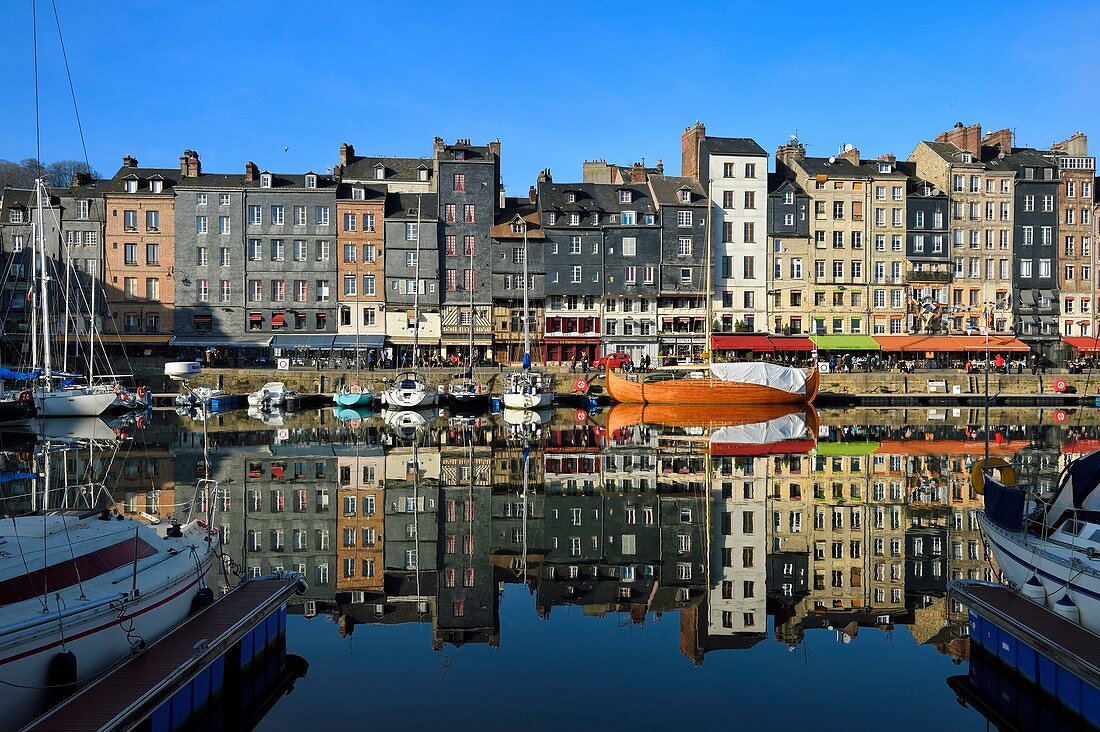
62, 239, 71, 374
521, 220, 530, 367
469, 236, 475, 368
88, 260, 96, 382
412, 194, 422, 364
703, 180, 713, 364
36, 179, 52, 380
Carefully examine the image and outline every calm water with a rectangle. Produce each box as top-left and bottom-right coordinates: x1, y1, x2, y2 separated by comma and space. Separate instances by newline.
4, 404, 1092, 730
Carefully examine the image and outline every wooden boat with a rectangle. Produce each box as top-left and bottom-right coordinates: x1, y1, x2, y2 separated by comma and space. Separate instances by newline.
606, 402, 818, 435
605, 362, 818, 405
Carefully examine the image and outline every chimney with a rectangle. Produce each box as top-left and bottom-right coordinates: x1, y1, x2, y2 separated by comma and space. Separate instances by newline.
935, 122, 982, 156
179, 150, 201, 178
432, 136, 445, 160
630, 162, 648, 184
70, 171, 91, 188
528, 185, 538, 204
681, 121, 706, 179
838, 144, 860, 164
776, 137, 806, 168
537, 168, 553, 184
1052, 132, 1088, 158
488, 139, 501, 159
244, 161, 259, 182
122, 155, 138, 168
876, 153, 896, 164
655, 159, 664, 174
339, 142, 355, 166
332, 163, 344, 181
982, 129, 1014, 155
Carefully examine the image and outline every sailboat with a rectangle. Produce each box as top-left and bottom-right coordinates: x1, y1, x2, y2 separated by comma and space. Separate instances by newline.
21, 179, 118, 417
446, 238, 487, 407
334, 257, 375, 408
0, 444, 220, 729
500, 217, 553, 410
383, 194, 437, 409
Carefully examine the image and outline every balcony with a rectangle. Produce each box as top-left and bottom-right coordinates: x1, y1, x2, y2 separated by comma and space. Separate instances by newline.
904, 270, 952, 284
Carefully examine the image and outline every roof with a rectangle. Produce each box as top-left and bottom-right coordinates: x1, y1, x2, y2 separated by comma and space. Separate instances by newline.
385, 191, 438, 219
896, 161, 946, 197
983, 147, 1059, 174
539, 181, 656, 215
699, 136, 767, 157
336, 182, 387, 202
796, 156, 865, 177
768, 172, 806, 195
103, 166, 181, 194
915, 140, 984, 167
342, 155, 433, 182
647, 175, 706, 206
241, 172, 336, 190
0, 186, 60, 220
173, 172, 252, 189
490, 198, 544, 240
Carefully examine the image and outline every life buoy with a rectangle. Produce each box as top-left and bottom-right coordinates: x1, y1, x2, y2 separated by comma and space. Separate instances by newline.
1053, 378, 1068, 393
574, 409, 588, 423
970, 457, 1016, 496
1053, 409, 1068, 424
17, 390, 33, 404
574, 378, 589, 393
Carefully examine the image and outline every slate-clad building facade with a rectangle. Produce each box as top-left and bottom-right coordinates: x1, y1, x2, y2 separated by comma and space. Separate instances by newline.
766, 174, 811, 335
384, 192, 440, 363
901, 165, 951, 334
650, 175, 708, 361
601, 180, 659, 362
489, 196, 545, 365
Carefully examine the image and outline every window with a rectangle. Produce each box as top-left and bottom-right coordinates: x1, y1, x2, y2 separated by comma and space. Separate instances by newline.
677, 237, 692, 256
123, 277, 137, 299
146, 210, 159, 231
343, 212, 356, 231
405, 223, 418, 241
744, 163, 756, 178
571, 265, 582, 283
146, 243, 160, 265
221, 280, 231, 302
680, 267, 692, 284
677, 210, 692, 227
453, 173, 466, 192
406, 251, 418, 268
619, 189, 632, 203
248, 205, 262, 224
295, 280, 308, 301
622, 211, 636, 225
271, 239, 285, 261
463, 235, 476, 256
743, 221, 755, 243
625, 266, 637, 285
315, 206, 330, 225
464, 204, 476, 223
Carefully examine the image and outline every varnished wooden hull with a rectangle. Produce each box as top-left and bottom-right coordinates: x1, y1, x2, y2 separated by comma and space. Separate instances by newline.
607, 402, 819, 436
604, 365, 818, 405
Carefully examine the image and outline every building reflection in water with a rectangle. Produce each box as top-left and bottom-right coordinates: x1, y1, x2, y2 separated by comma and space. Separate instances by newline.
40, 405, 1082, 665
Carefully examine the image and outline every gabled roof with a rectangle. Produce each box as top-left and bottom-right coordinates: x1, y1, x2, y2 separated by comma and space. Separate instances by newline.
767, 172, 806, 195
648, 175, 706, 206
916, 140, 984, 167
342, 155, 433, 182
700, 136, 767, 157
336, 182, 387, 202
243, 172, 336, 190
796, 156, 864, 177
103, 166, 181, 194
385, 191, 438, 219
490, 198, 544, 240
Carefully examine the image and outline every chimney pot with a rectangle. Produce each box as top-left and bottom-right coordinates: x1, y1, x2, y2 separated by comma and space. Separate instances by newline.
122, 155, 138, 168
528, 185, 538, 204
339, 142, 355, 166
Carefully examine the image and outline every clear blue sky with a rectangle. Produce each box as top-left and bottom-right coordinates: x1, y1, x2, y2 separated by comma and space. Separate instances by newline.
2, 1, 1097, 190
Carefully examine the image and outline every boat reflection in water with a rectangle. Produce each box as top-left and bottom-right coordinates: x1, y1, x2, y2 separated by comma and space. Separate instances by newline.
19, 405, 1098, 728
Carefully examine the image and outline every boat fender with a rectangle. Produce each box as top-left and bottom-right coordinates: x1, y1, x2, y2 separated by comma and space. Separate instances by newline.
350, 383, 362, 394
47, 650, 78, 704
1021, 575, 1047, 603
137, 386, 147, 399
476, 384, 484, 395
18, 390, 33, 404
969, 458, 1016, 496
1053, 592, 1080, 623
114, 383, 121, 393
190, 586, 214, 614
575, 378, 589, 393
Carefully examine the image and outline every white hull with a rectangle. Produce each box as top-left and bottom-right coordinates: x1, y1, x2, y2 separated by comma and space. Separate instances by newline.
502, 390, 553, 410
383, 387, 438, 409
503, 407, 552, 427
979, 514, 1100, 634
37, 390, 117, 417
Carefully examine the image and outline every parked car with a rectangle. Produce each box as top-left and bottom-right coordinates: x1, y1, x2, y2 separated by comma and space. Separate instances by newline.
593, 352, 633, 369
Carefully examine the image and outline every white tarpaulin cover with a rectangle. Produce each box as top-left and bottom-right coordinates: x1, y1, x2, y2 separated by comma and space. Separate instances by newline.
710, 412, 810, 446
708, 362, 808, 394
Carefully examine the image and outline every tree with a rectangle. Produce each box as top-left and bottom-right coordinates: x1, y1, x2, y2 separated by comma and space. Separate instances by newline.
45, 160, 100, 188
0, 157, 100, 191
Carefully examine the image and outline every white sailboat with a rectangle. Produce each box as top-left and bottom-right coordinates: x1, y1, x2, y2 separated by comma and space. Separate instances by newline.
383, 194, 437, 409
501, 217, 552, 410
0, 447, 220, 729
27, 179, 117, 417
447, 236, 487, 405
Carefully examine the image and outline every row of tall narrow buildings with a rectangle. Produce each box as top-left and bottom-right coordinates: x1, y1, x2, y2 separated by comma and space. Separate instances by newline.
1, 122, 1096, 363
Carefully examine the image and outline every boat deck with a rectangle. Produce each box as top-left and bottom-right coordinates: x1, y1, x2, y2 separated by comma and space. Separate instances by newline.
952, 581, 1100, 686
26, 576, 301, 731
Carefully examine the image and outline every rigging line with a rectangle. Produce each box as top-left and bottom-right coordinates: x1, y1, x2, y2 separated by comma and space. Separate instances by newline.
49, 0, 91, 172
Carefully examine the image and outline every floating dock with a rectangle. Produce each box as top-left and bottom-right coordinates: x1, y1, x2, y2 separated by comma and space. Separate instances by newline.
951, 580, 1100, 727
25, 574, 306, 732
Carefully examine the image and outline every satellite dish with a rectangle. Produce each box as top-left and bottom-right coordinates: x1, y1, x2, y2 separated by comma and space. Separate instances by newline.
931, 188, 940, 196
828, 156, 836, 164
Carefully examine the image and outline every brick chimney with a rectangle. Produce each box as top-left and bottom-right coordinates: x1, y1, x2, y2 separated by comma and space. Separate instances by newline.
630, 162, 648, 184
982, 129, 1014, 155
432, 136, 445, 160
488, 139, 501, 159
935, 122, 982, 156
70, 171, 91, 187
244, 161, 259, 182
838, 144, 860, 164
122, 155, 138, 168
877, 153, 896, 164
776, 137, 806, 168
537, 168, 553, 184
681, 122, 706, 179
528, 185, 538, 204
339, 142, 355, 166
1052, 132, 1088, 157
655, 159, 664, 174
179, 150, 201, 178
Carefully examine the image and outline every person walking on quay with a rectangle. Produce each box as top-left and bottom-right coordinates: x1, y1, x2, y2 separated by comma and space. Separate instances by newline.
367, 349, 376, 372
571, 352, 579, 373
581, 354, 590, 373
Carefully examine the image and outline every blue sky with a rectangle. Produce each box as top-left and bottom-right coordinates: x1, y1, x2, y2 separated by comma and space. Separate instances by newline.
3, 1, 1097, 191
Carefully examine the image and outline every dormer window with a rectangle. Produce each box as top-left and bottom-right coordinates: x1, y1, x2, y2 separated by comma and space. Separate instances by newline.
511, 220, 524, 233
9, 209, 23, 223
566, 192, 576, 203
619, 189, 632, 204
352, 187, 365, 201
678, 189, 691, 204
960, 153, 973, 164
260, 174, 272, 188
591, 212, 599, 225
416, 167, 429, 182
546, 212, 556, 226
878, 163, 892, 174
374, 165, 385, 180
454, 150, 465, 161
150, 179, 163, 194
305, 174, 317, 189
124, 180, 138, 193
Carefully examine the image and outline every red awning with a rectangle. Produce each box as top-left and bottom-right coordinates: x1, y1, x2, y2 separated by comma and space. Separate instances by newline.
248, 313, 263, 322
1065, 336, 1100, 353
711, 335, 774, 352
769, 336, 816, 352
271, 314, 286, 327
874, 335, 1030, 353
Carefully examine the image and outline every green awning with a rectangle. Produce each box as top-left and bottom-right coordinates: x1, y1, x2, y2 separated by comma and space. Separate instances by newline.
815, 441, 881, 456
811, 335, 881, 351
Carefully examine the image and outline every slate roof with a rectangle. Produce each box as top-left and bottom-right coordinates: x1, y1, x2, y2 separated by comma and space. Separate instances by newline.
983, 147, 1058, 173
700, 136, 767, 157
342, 155, 433, 182
917, 141, 984, 167
0, 186, 60, 221
648, 175, 706, 206
336, 182, 387, 202
241, 172, 336, 190
102, 166, 181, 194
173, 172, 252, 189
490, 197, 544, 239
539, 181, 657, 216
385, 191, 438, 219
767, 172, 806, 195
796, 156, 865, 177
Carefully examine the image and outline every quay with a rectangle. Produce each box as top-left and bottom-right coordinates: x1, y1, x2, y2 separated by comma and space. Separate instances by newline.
951, 580, 1100, 726
25, 574, 307, 732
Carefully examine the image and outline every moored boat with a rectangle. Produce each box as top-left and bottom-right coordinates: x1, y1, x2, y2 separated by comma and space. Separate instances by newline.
382, 371, 438, 409
334, 382, 375, 408
605, 361, 818, 405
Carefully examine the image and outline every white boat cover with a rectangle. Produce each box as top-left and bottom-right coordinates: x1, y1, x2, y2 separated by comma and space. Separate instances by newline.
708, 362, 808, 394
709, 411, 810, 446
